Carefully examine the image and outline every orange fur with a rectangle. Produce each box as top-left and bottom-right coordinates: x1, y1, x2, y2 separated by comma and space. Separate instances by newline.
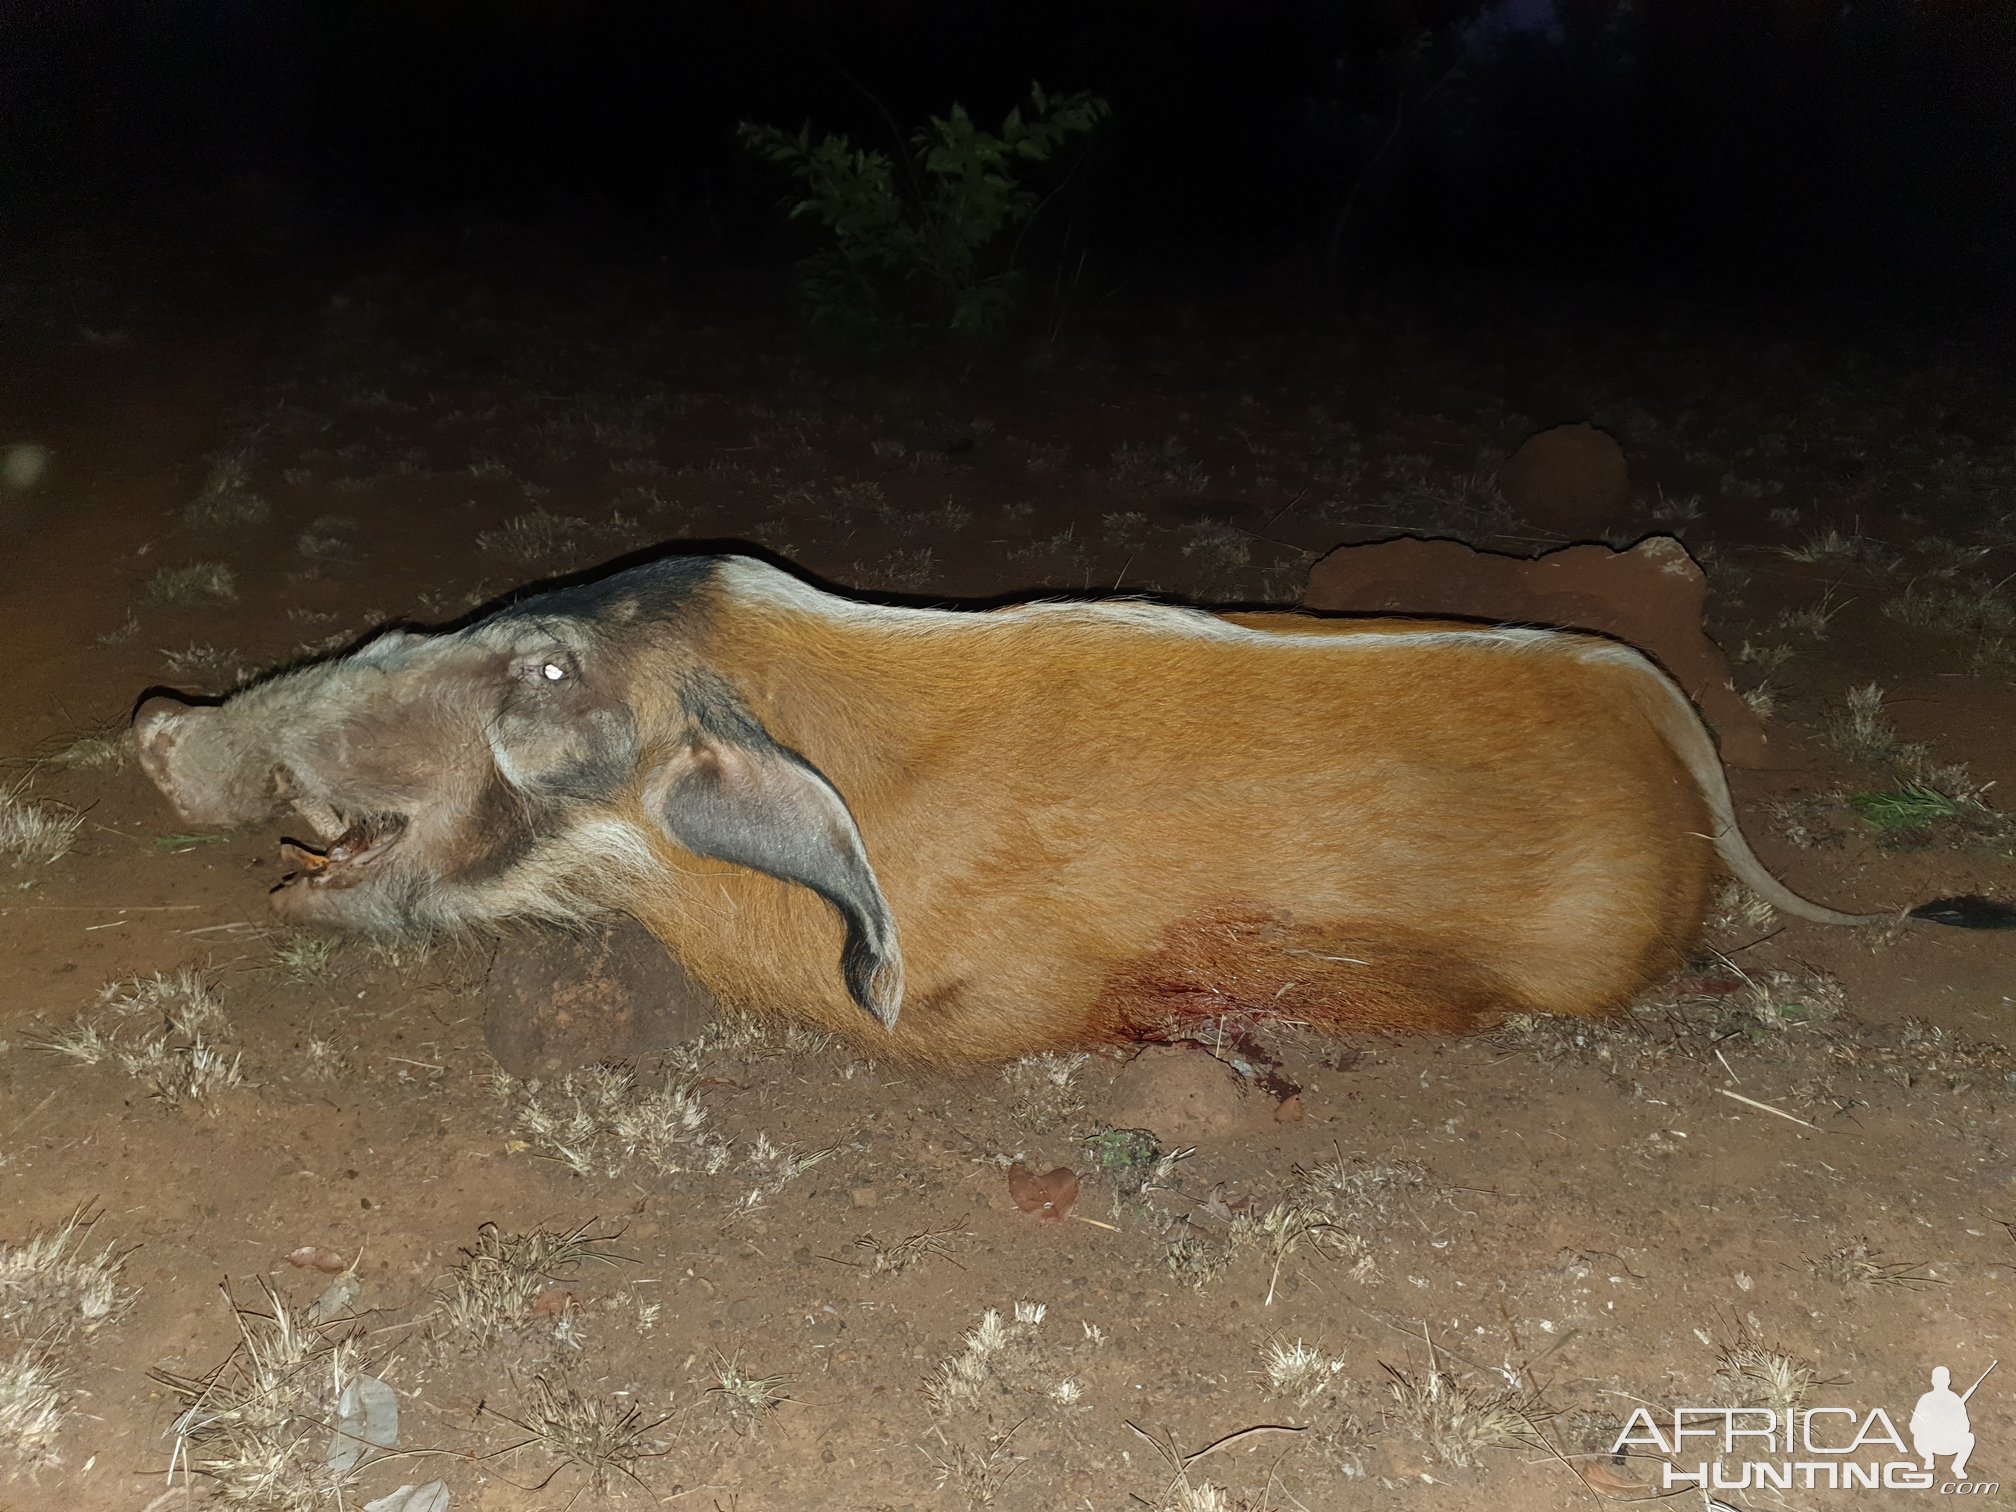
617, 585, 1725, 1064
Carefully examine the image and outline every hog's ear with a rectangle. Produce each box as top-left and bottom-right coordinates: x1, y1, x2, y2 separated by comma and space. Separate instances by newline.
646, 718, 904, 1031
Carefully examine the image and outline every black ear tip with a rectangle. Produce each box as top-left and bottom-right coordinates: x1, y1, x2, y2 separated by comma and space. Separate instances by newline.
1909, 895, 2016, 930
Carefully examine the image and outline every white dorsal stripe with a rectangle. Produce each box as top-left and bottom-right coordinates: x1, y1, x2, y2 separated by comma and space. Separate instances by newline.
713, 555, 1601, 659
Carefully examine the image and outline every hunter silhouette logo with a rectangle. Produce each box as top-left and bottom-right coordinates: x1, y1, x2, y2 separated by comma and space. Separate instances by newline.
1912, 1362, 1993, 1480
1614, 1358, 1999, 1494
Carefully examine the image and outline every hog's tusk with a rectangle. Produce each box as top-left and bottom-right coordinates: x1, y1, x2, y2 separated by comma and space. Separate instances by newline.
279, 840, 332, 872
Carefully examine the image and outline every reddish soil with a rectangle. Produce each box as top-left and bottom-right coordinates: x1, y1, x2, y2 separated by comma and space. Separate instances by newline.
4, 235, 2015, 1512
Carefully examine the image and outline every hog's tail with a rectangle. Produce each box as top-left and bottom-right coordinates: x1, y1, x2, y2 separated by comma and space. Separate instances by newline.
1619, 644, 2016, 930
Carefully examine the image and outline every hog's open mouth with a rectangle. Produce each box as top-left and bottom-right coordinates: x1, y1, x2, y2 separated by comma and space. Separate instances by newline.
276, 811, 408, 890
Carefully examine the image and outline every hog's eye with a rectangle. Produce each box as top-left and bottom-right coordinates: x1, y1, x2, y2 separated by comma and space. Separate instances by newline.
515, 654, 576, 686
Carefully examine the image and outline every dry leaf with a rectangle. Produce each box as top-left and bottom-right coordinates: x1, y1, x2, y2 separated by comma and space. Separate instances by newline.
1204, 1182, 1264, 1221
1007, 1163, 1079, 1223
1577, 1459, 1648, 1497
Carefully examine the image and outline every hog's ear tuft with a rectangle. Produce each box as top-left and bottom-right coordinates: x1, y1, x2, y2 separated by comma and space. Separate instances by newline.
646, 704, 903, 1031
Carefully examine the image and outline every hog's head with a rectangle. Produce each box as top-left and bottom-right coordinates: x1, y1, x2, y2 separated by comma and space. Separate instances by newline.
132, 558, 904, 1027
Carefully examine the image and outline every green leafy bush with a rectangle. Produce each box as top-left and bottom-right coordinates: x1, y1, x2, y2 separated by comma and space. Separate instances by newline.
739, 83, 1109, 347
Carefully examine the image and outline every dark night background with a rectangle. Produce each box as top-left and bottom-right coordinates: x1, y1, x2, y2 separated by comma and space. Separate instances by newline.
10, 8, 2016, 1508
6, 0, 2014, 311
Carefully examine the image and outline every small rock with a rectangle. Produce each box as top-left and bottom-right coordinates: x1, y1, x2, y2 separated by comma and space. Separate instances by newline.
308, 1275, 361, 1322
364, 1484, 450, 1512
1106, 1046, 1256, 1142
1499, 421, 1631, 535
482, 918, 718, 1077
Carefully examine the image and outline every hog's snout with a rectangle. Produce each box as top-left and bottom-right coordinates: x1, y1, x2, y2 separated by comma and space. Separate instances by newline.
132, 694, 283, 827
133, 694, 195, 802
133, 693, 187, 748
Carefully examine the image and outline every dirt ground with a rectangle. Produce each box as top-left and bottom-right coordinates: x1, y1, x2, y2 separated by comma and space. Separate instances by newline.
5, 228, 2016, 1512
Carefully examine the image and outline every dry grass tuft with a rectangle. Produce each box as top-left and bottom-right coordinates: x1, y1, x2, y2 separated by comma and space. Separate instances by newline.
1251, 1201, 1368, 1306
686, 1009, 837, 1062
923, 1424, 1027, 1506
1807, 1238, 1939, 1290
1779, 525, 1880, 565
493, 1375, 667, 1496
1886, 1018, 2016, 1094
1769, 588, 1847, 642
1259, 1337, 1346, 1404
1706, 881, 1777, 935
153, 1281, 381, 1510
1381, 1362, 1546, 1468
46, 730, 129, 771
436, 1220, 626, 1347
1816, 685, 1995, 810
1163, 1230, 1231, 1290
1714, 1337, 1818, 1410
927, 1307, 1025, 1415
706, 1349, 792, 1426
926, 1302, 1094, 1423
724, 1131, 838, 1221
1489, 1010, 1653, 1074
1737, 637, 1796, 676
0, 1349, 69, 1473
1110, 437, 1209, 497
161, 643, 244, 681
182, 452, 270, 528
1181, 520, 1253, 574
271, 930, 343, 982
497, 1062, 728, 1179
0, 781, 83, 866
1290, 1151, 1429, 1225
34, 969, 244, 1105
1145, 1473, 1238, 1512
301, 1037, 350, 1081
0, 1209, 134, 1342
1825, 681, 1905, 763
1882, 576, 2013, 638
1724, 966, 1846, 1037
1002, 1050, 1090, 1126
295, 515, 360, 560
145, 562, 237, 604
476, 509, 587, 561
1163, 1190, 1370, 1301
855, 1227, 967, 1277
0, 1209, 136, 1471
1127, 1419, 1296, 1512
